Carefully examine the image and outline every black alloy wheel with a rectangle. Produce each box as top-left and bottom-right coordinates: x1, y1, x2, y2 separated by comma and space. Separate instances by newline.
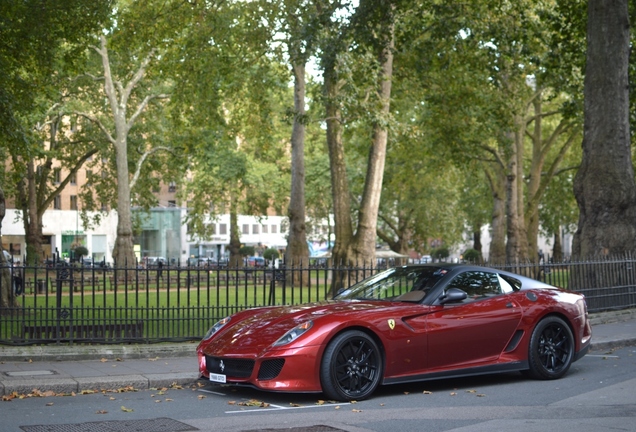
320, 330, 383, 401
525, 316, 574, 380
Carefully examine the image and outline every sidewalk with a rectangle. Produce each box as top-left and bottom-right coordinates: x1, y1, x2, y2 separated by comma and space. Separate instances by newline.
0, 309, 634, 397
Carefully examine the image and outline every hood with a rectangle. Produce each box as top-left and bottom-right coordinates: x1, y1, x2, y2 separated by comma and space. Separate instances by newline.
200, 300, 390, 356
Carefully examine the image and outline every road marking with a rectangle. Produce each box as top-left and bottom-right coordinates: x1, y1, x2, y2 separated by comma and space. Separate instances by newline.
225, 402, 349, 414
586, 354, 620, 358
198, 388, 227, 396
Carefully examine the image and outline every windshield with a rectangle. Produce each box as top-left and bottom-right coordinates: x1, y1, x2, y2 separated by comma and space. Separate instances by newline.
333, 266, 448, 302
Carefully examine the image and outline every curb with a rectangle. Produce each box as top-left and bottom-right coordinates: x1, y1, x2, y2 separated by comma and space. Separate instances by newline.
0, 342, 197, 363
0, 373, 199, 397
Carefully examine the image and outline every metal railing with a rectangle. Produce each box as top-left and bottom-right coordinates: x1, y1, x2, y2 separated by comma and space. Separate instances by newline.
0, 257, 634, 345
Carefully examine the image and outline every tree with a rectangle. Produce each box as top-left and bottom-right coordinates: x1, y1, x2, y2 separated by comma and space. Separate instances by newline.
0, 1, 111, 265
572, 1, 636, 257
77, 35, 170, 267
322, 0, 396, 275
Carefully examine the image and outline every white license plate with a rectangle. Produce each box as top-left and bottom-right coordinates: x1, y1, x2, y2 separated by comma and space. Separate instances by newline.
209, 373, 226, 383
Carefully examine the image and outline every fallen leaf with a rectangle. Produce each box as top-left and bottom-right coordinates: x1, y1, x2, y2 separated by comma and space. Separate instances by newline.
335, 406, 341, 410
96, 410, 108, 414
403, 392, 410, 395
466, 390, 477, 393
165, 398, 173, 402
228, 401, 236, 405
352, 409, 362, 413
109, 397, 116, 400
100, 358, 108, 363
316, 400, 325, 405
121, 406, 133, 412
155, 400, 161, 403
289, 403, 301, 407
450, 392, 457, 396
380, 403, 385, 406
45, 402, 54, 406
197, 395, 207, 400
422, 391, 433, 395
476, 394, 486, 397
116, 358, 122, 362
149, 357, 159, 362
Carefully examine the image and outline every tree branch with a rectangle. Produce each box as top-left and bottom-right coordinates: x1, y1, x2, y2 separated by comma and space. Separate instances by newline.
127, 94, 169, 132
130, 146, 174, 190
75, 112, 116, 144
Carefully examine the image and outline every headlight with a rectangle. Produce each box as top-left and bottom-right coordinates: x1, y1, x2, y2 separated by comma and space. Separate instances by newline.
273, 321, 313, 347
203, 317, 231, 340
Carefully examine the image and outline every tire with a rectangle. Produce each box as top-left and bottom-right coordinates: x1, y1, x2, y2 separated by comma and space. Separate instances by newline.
320, 330, 383, 401
525, 316, 574, 380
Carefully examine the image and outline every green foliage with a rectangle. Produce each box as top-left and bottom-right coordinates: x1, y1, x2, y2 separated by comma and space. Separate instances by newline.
462, 248, 482, 263
432, 247, 450, 259
74, 246, 89, 259
239, 246, 255, 257
263, 248, 280, 261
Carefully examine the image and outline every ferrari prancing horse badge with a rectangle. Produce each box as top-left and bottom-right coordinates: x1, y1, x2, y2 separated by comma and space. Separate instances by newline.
388, 319, 395, 330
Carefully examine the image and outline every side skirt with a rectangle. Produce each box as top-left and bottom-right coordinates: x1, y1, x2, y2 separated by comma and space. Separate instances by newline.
382, 361, 528, 386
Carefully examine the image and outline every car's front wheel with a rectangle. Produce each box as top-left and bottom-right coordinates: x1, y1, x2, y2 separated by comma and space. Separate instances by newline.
320, 330, 382, 401
525, 316, 574, 380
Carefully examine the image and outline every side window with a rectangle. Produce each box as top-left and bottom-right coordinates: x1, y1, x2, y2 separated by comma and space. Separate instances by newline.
447, 271, 502, 303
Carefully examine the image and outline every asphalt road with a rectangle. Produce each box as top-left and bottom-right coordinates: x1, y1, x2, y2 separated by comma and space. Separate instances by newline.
3, 345, 635, 432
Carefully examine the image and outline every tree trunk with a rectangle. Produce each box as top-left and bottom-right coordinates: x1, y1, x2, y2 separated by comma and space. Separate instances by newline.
285, 61, 310, 271
552, 229, 563, 262
349, 25, 394, 266
505, 121, 529, 265
573, 1, 636, 259
486, 166, 506, 263
472, 228, 482, 254
325, 61, 353, 268
112, 135, 136, 267
228, 196, 242, 267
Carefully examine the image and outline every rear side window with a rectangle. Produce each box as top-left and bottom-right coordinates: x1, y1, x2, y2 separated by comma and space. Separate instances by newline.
499, 274, 522, 292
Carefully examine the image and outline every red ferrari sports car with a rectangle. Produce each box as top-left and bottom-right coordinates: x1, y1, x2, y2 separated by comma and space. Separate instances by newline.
197, 264, 592, 401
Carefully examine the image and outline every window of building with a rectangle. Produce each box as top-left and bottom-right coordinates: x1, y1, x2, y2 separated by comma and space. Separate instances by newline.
54, 168, 61, 184
85, 170, 92, 185
271, 224, 278, 234
70, 173, 77, 185
54, 196, 61, 210
168, 182, 176, 193
168, 200, 176, 208
70, 195, 78, 210
262, 224, 268, 234
219, 224, 227, 235
242, 224, 249, 234
252, 224, 259, 234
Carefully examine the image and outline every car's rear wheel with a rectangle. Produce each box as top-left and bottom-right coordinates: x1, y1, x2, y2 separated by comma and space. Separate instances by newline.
320, 330, 382, 401
525, 316, 574, 380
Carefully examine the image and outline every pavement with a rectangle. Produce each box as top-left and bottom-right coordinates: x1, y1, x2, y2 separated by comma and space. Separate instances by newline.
0, 309, 634, 397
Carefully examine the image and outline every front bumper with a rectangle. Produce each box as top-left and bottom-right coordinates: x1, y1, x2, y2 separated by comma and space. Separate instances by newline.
198, 344, 324, 392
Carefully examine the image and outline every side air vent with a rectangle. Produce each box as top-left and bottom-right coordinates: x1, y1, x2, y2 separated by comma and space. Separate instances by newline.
504, 330, 524, 352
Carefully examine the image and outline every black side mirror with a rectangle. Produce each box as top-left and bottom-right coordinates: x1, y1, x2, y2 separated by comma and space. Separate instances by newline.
439, 288, 467, 305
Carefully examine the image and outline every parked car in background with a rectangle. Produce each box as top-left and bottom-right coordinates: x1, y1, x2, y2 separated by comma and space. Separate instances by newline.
143, 256, 167, 268
197, 257, 217, 268
246, 256, 266, 267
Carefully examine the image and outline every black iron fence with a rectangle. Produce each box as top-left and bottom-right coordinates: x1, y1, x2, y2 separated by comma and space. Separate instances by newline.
0, 257, 634, 345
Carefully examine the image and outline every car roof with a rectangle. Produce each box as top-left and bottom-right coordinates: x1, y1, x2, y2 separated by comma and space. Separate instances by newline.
398, 263, 557, 290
